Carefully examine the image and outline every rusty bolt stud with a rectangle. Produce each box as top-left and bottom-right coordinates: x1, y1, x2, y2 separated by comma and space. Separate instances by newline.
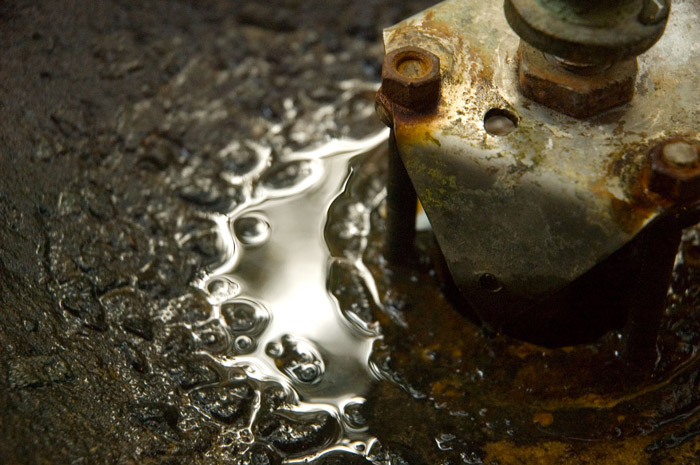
518, 42, 638, 119
379, 46, 441, 114
649, 139, 700, 203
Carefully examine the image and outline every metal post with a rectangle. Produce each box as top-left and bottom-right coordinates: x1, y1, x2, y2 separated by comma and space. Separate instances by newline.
385, 129, 417, 265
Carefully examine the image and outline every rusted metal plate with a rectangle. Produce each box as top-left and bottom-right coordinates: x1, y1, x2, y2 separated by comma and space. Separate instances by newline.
383, 0, 700, 327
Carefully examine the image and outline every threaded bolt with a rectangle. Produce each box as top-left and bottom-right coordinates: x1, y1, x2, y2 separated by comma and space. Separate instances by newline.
649, 139, 700, 203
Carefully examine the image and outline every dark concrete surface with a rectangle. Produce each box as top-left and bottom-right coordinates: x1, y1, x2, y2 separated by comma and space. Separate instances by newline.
0, 1, 433, 463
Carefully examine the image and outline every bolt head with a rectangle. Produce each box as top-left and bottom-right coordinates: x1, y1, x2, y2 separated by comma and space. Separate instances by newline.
518, 42, 638, 119
380, 46, 441, 113
649, 139, 700, 203
662, 141, 699, 167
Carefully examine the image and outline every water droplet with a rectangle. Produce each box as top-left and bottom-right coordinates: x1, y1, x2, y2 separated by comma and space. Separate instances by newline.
265, 342, 284, 358
221, 300, 269, 335
22, 319, 39, 332
343, 401, 367, 429
435, 432, 456, 451
234, 335, 255, 354
292, 363, 321, 383
259, 160, 322, 194
267, 335, 326, 385
206, 278, 240, 302
234, 214, 271, 247
222, 304, 254, 331
239, 428, 254, 443
194, 321, 230, 354
217, 141, 268, 180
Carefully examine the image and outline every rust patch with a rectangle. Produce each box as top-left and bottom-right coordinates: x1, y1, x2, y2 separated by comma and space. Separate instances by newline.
601, 136, 700, 235
533, 412, 554, 427
518, 42, 638, 119
392, 106, 443, 144
381, 46, 441, 113
648, 138, 700, 204
484, 438, 651, 465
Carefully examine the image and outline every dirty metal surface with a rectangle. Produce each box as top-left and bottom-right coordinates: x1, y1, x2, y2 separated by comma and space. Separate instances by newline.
518, 41, 639, 118
504, 0, 670, 64
384, 0, 700, 325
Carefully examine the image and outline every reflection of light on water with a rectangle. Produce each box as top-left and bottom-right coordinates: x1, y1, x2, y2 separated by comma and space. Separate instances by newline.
194, 130, 389, 458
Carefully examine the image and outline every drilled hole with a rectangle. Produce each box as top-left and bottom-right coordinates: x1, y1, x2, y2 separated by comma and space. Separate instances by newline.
484, 108, 518, 136
479, 273, 502, 293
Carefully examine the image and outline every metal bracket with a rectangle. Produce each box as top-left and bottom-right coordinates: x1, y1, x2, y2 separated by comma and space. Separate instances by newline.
381, 0, 700, 329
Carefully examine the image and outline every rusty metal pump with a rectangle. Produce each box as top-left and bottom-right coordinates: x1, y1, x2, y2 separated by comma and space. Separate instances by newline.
377, 0, 700, 356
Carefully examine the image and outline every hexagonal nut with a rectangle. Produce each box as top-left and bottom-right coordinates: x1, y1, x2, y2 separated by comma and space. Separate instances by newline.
380, 46, 441, 113
649, 139, 700, 204
518, 42, 638, 119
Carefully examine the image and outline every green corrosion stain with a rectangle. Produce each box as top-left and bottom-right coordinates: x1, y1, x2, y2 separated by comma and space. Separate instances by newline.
418, 167, 457, 210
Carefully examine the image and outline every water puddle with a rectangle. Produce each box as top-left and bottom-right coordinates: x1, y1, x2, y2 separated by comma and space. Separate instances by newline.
192, 130, 389, 460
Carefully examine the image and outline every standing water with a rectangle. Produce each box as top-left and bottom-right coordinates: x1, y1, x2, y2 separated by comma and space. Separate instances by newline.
192, 131, 390, 461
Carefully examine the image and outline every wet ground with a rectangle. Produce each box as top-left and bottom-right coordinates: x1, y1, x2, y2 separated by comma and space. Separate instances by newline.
3, 1, 700, 464
0, 1, 432, 463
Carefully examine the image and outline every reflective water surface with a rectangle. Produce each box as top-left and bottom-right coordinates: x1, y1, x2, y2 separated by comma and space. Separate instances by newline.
193, 131, 389, 460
